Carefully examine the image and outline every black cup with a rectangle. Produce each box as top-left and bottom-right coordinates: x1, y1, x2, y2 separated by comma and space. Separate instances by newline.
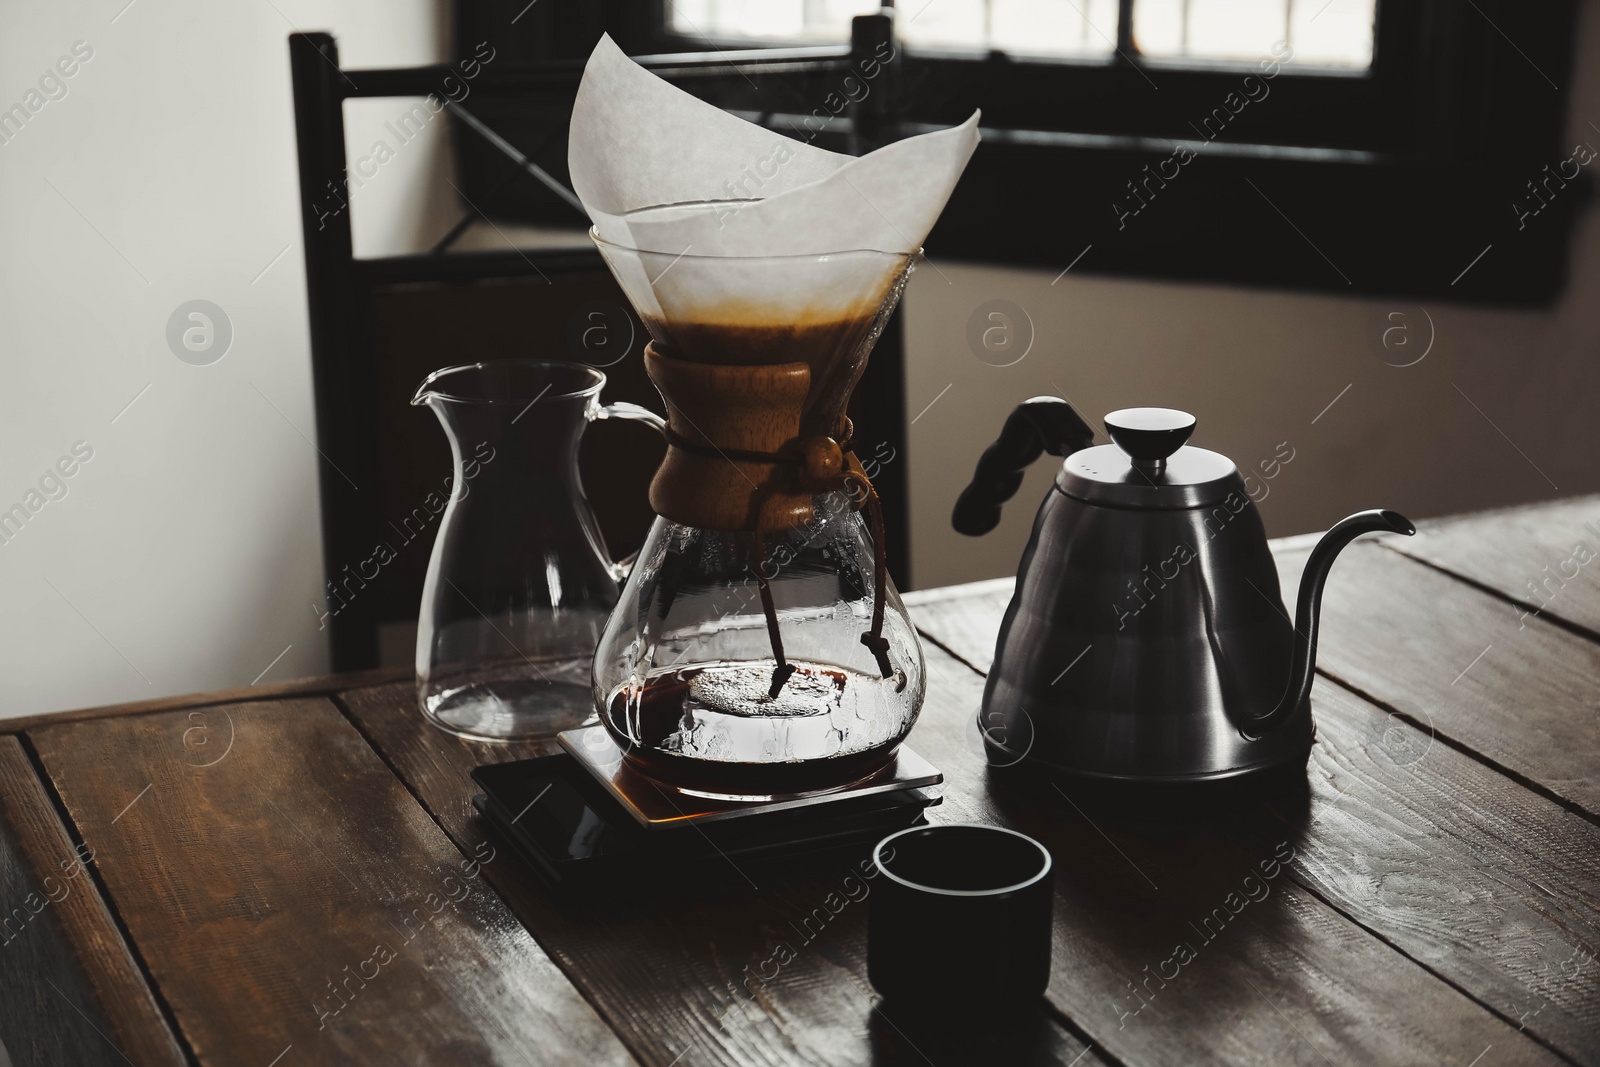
867, 823, 1053, 1013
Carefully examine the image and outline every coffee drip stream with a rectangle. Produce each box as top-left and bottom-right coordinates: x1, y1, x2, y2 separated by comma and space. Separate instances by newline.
588, 234, 927, 797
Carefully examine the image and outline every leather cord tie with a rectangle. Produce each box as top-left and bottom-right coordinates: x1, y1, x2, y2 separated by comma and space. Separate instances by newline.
661, 418, 898, 696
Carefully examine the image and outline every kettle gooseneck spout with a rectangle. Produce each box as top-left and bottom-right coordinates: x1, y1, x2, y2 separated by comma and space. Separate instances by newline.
1242, 509, 1416, 739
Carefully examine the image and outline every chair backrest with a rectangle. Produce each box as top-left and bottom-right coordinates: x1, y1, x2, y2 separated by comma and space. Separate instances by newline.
289, 22, 910, 671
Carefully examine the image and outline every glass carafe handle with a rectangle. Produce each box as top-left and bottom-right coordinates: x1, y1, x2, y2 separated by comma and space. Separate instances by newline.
589, 400, 667, 581
594, 401, 666, 432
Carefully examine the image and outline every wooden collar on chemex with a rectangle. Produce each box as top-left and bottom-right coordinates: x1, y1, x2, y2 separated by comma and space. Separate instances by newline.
643, 345, 897, 698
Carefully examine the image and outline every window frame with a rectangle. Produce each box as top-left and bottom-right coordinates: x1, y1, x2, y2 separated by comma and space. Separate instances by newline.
461, 0, 1588, 304
647, 0, 1407, 155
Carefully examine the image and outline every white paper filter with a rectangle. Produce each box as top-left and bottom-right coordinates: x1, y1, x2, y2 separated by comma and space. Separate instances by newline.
569, 34, 980, 327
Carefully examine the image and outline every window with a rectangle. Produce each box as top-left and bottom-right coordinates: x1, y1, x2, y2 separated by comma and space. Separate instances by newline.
666, 1, 881, 46
1134, 0, 1374, 67
461, 0, 1586, 303
667, 0, 1376, 68
907, 0, 1118, 59
652, 0, 1401, 156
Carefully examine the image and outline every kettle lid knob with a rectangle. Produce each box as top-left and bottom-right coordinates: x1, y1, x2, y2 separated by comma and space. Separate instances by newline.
1105, 408, 1196, 475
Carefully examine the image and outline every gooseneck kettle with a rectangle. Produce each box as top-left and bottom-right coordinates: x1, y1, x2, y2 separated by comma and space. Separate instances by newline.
953, 399, 1414, 782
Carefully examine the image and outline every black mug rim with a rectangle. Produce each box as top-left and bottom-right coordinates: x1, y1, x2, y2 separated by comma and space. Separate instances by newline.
873, 823, 1052, 898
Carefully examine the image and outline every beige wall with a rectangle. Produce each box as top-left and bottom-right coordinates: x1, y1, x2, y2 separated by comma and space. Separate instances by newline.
0, 0, 447, 718
904, 5, 1600, 589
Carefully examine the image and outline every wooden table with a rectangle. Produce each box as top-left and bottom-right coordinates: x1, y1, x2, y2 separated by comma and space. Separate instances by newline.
2, 497, 1597, 1067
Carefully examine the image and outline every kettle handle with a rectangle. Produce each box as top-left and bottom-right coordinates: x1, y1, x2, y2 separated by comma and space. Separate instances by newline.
952, 397, 1095, 536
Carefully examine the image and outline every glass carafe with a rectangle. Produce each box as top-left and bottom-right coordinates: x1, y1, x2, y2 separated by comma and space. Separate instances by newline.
412, 360, 663, 741
593, 490, 926, 797
589, 229, 927, 797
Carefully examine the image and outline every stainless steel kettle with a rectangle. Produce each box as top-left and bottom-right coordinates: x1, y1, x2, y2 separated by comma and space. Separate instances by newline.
952, 399, 1414, 782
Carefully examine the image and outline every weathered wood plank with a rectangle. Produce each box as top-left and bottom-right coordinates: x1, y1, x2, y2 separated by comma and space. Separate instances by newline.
346, 652, 1562, 1067
1391, 494, 1600, 637
337, 683, 1107, 1067
0, 736, 188, 1067
1256, 682, 1600, 1064
901, 535, 1331, 675
900, 648, 1567, 1066
1270, 542, 1600, 819
29, 698, 634, 1067
0, 663, 408, 735
912, 575, 1600, 1064
904, 580, 1012, 672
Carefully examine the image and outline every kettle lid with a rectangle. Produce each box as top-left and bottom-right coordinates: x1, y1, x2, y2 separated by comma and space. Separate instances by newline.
1058, 408, 1242, 509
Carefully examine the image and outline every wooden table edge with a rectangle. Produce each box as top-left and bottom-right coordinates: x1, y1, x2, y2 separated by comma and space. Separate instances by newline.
2, 664, 411, 735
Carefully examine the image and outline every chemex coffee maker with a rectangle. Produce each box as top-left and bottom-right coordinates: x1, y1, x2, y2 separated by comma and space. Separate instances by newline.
954, 399, 1414, 783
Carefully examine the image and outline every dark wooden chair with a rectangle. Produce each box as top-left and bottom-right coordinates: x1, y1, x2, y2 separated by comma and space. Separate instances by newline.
288, 18, 910, 671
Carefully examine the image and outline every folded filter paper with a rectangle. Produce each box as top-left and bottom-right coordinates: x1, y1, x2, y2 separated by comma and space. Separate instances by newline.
569, 34, 980, 533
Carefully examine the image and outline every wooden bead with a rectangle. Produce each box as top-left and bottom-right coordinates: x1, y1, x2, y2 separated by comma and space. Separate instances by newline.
799, 436, 844, 484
